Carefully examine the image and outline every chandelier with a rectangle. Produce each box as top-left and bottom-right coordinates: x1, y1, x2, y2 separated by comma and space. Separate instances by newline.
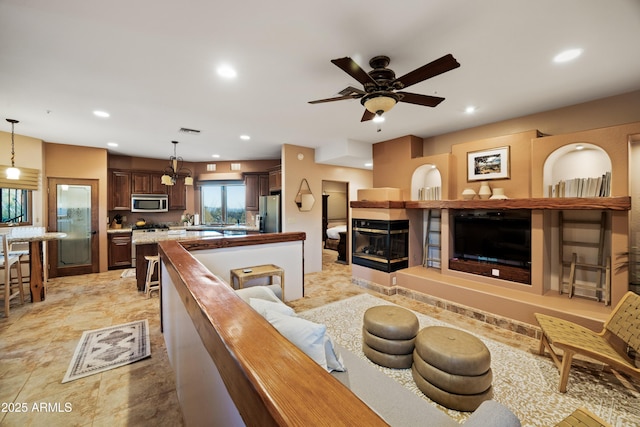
161, 141, 193, 186
5, 118, 20, 180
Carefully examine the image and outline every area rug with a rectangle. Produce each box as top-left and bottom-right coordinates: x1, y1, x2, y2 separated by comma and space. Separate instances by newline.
120, 268, 136, 278
62, 319, 151, 383
298, 294, 640, 427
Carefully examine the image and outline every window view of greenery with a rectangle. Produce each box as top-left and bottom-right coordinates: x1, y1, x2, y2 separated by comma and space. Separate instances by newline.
201, 183, 246, 224
1, 188, 30, 224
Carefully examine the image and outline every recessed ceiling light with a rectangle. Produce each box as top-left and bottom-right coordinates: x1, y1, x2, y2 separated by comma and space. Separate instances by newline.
553, 48, 583, 63
93, 110, 110, 118
465, 106, 476, 114
211, 154, 221, 158
107, 142, 118, 147
217, 64, 237, 79
240, 135, 250, 140
364, 162, 373, 167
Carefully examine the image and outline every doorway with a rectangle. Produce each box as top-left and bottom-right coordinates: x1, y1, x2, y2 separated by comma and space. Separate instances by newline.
321, 180, 349, 268
47, 178, 100, 277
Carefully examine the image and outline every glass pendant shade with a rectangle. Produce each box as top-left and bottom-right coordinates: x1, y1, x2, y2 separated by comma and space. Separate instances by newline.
363, 94, 397, 114
6, 166, 20, 180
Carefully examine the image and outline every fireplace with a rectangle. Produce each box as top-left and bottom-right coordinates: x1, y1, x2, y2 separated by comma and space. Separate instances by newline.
450, 209, 531, 284
352, 219, 409, 273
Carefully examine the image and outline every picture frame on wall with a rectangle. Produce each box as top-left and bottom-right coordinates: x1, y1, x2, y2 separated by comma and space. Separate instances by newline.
467, 146, 510, 181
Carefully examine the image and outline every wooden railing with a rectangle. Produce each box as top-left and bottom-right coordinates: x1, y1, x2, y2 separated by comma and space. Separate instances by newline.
159, 233, 387, 426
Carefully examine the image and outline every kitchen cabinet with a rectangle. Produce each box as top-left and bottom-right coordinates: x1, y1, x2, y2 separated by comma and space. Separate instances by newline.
108, 232, 132, 269
245, 173, 270, 211
131, 172, 166, 194
109, 170, 132, 210
167, 177, 187, 210
268, 166, 282, 193
136, 243, 158, 291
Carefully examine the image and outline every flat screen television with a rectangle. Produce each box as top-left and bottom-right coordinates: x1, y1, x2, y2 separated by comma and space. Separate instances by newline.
451, 209, 531, 268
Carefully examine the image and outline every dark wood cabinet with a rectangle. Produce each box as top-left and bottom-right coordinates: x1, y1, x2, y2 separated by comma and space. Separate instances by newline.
167, 177, 187, 210
109, 170, 132, 210
245, 173, 270, 211
269, 167, 282, 193
132, 172, 166, 194
108, 232, 132, 269
136, 243, 159, 291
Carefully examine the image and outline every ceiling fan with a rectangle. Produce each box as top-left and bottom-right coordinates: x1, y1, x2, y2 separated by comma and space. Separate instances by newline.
309, 54, 460, 122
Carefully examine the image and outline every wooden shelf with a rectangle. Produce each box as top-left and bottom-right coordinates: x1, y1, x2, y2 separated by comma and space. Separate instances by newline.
350, 200, 406, 209
366, 196, 632, 211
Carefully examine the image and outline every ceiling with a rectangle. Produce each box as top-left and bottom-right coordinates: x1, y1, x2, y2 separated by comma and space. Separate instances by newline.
1, 1, 639, 170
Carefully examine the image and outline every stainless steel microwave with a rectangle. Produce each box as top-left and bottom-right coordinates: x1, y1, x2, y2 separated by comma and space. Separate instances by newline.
131, 194, 168, 212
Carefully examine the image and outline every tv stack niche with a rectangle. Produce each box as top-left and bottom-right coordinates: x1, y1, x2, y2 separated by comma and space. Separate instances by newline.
449, 209, 532, 284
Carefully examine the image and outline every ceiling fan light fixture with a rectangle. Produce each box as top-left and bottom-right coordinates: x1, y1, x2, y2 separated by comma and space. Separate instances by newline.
362, 93, 398, 115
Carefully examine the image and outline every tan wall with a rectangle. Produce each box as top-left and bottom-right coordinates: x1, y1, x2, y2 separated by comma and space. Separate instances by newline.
282, 144, 373, 273
0, 131, 45, 225
423, 89, 640, 156
45, 143, 109, 272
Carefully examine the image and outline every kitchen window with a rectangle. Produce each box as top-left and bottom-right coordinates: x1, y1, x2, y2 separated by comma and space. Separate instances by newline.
201, 181, 246, 224
1, 188, 31, 225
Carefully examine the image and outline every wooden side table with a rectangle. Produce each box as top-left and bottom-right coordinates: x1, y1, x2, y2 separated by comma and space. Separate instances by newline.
230, 264, 284, 298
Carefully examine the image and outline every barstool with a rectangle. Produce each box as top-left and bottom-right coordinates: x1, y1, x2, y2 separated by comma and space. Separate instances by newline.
144, 255, 160, 298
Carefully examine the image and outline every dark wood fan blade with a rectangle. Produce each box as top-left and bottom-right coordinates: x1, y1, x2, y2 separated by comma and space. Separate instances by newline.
360, 109, 375, 122
308, 94, 360, 104
394, 54, 460, 89
339, 86, 366, 96
332, 57, 378, 86
397, 92, 445, 107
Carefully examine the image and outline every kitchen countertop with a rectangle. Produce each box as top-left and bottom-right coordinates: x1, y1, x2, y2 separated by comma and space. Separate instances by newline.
107, 227, 133, 234
131, 230, 224, 244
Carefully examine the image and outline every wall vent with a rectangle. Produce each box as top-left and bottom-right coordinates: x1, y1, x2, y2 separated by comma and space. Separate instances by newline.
206, 164, 217, 171
230, 163, 241, 171
179, 127, 201, 134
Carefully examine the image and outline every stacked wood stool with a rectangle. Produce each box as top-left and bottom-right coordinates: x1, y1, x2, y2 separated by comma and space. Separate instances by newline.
362, 305, 419, 369
412, 326, 493, 411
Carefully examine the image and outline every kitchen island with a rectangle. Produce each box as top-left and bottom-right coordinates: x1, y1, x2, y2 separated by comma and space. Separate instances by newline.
132, 230, 224, 291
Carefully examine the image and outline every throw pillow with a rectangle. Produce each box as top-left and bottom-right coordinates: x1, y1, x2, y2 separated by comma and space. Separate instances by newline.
249, 297, 295, 318
265, 310, 328, 370
324, 334, 346, 372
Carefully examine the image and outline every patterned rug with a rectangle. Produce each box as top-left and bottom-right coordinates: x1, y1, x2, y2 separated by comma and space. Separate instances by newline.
120, 268, 136, 278
62, 319, 151, 383
298, 294, 640, 427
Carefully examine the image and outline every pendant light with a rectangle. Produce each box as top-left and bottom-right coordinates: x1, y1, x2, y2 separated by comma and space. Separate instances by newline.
161, 141, 193, 186
6, 119, 20, 180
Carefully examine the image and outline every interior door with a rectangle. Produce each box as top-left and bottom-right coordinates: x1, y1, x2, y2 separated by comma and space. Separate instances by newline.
47, 178, 100, 277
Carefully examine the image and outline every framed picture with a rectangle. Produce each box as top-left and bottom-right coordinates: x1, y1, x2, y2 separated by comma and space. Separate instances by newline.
467, 146, 510, 181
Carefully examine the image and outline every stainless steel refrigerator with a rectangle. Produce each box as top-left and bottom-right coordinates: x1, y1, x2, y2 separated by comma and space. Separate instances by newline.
259, 195, 281, 233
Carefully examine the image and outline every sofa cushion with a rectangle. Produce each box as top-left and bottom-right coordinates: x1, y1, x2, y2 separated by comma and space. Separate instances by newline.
265, 310, 328, 370
249, 297, 295, 317
235, 285, 281, 304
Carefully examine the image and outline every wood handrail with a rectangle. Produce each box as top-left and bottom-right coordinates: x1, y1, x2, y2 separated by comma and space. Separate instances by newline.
159, 237, 387, 426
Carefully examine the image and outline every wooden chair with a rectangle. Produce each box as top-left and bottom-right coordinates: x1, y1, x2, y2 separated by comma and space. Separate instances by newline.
535, 291, 640, 392
0, 234, 24, 317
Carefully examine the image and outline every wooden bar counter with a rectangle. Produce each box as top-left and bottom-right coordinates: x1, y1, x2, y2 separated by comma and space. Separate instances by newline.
159, 233, 387, 426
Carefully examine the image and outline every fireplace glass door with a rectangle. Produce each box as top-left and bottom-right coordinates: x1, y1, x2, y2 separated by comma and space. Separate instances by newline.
352, 219, 409, 272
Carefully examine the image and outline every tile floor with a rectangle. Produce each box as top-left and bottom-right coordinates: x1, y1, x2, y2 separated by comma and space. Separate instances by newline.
0, 250, 557, 426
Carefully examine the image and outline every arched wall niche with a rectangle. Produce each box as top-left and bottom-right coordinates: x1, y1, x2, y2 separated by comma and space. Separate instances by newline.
411, 164, 442, 200
543, 142, 611, 197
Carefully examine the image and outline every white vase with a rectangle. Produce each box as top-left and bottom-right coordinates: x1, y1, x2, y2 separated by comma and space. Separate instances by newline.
490, 188, 508, 199
461, 188, 476, 200
478, 182, 492, 199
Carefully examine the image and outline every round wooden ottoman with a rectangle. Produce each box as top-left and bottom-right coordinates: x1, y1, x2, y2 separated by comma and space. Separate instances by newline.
412, 326, 493, 411
362, 305, 419, 369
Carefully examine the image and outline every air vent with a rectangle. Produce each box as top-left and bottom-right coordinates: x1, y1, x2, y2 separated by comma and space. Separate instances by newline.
179, 127, 201, 135
206, 164, 217, 171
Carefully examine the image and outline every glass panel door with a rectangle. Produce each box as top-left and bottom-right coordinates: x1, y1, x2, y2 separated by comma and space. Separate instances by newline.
47, 178, 99, 277
56, 184, 92, 267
